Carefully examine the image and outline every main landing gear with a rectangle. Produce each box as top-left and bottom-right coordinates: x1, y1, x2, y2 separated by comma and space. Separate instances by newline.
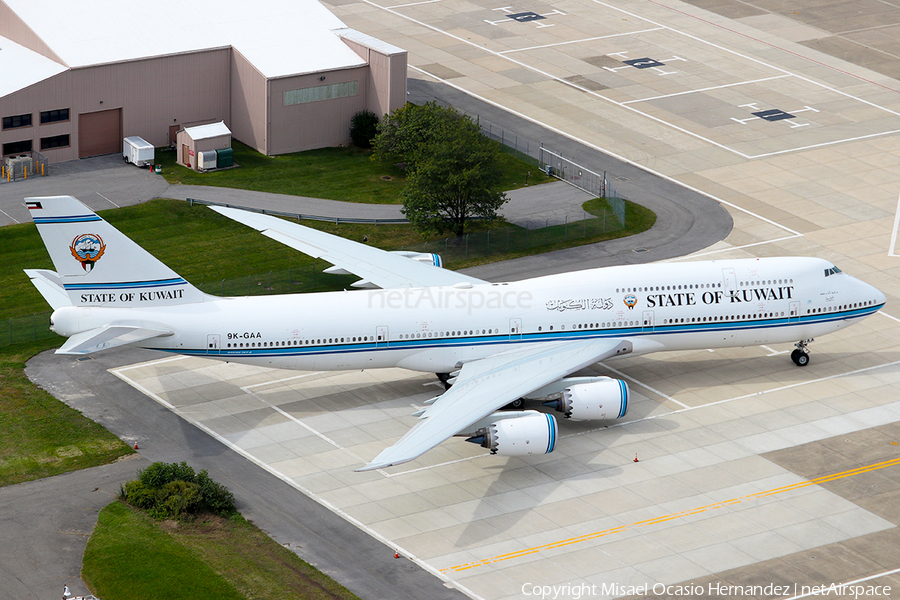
791, 339, 812, 367
436, 372, 452, 390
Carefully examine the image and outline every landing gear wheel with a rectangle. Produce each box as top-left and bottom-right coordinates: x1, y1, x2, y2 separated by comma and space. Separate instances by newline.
502, 398, 525, 410
436, 372, 452, 390
791, 349, 810, 367
791, 339, 812, 367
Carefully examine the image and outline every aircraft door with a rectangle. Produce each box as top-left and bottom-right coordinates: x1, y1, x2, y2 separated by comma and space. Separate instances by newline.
207, 334, 221, 355
789, 301, 800, 323
375, 325, 389, 348
642, 310, 654, 332
509, 318, 522, 340
722, 268, 737, 296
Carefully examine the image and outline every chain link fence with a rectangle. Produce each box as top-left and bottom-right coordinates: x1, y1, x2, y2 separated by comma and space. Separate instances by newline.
1, 150, 49, 183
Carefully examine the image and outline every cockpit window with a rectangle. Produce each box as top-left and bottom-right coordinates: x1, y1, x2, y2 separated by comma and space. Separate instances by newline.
824, 265, 843, 277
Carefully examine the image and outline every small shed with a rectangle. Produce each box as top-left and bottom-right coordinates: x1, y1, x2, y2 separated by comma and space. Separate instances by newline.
176, 121, 232, 171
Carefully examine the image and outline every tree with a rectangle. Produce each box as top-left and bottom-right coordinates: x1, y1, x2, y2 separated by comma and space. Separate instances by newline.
374, 102, 507, 236
401, 128, 507, 237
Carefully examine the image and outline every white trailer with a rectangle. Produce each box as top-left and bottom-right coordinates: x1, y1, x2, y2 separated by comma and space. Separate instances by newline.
123, 136, 155, 167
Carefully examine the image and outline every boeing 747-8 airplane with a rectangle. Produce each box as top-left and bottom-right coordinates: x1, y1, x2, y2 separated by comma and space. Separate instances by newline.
24, 196, 885, 470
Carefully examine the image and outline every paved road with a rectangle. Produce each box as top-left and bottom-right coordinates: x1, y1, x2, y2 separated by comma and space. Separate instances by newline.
26, 349, 467, 600
0, 455, 148, 600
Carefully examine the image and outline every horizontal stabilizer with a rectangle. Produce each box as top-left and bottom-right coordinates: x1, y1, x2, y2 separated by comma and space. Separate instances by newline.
56, 325, 172, 355
24, 269, 71, 310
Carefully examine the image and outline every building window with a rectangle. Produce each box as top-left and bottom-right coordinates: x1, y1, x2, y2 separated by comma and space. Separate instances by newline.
40, 109, 70, 124
40, 134, 70, 150
2, 140, 33, 155
2, 114, 32, 130
284, 81, 359, 106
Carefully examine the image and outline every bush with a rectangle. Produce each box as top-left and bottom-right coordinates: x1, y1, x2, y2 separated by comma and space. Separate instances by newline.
121, 462, 236, 518
139, 461, 196, 488
350, 110, 379, 149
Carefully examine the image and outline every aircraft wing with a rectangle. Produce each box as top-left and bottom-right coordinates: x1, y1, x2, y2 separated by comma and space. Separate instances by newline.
210, 206, 485, 289
358, 337, 633, 471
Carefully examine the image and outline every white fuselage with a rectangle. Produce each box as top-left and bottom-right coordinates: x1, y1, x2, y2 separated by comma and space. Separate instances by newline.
51, 257, 886, 372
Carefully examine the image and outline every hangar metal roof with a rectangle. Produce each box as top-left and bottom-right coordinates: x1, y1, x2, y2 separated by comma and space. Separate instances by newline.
2, 0, 367, 78
183, 121, 232, 141
0, 35, 67, 97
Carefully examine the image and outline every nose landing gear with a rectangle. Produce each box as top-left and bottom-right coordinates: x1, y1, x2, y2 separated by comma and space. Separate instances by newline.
791, 339, 813, 367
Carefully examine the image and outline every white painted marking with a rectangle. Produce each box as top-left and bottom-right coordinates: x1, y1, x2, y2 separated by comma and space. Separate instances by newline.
784, 567, 900, 600
383, 453, 484, 477
878, 310, 900, 324
110, 354, 190, 372
666, 235, 805, 260
385, 0, 440, 7
760, 344, 789, 356
0, 208, 19, 224
600, 364, 690, 408
240, 384, 370, 463
499, 28, 664, 54
623, 75, 792, 104
243, 371, 324, 389
109, 364, 485, 600
96, 191, 119, 208
889, 188, 900, 257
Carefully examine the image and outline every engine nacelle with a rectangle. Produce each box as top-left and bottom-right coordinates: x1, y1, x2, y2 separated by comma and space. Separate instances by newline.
466, 411, 557, 456
545, 378, 629, 420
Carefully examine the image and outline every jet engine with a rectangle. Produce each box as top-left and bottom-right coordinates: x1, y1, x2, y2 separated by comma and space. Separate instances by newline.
465, 411, 557, 456
543, 378, 629, 420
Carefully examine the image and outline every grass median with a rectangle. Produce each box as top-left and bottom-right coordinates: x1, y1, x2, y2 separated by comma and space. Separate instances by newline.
83, 501, 360, 600
155, 140, 548, 203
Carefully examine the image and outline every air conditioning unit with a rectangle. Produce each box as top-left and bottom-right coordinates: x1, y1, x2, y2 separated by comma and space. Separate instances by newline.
6, 155, 33, 178
198, 150, 217, 170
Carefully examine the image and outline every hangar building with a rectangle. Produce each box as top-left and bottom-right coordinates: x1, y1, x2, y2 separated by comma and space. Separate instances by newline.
0, 0, 407, 163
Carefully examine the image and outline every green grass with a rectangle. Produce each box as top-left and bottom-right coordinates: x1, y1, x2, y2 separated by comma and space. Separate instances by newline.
0, 340, 133, 487
155, 140, 550, 203
83, 501, 360, 600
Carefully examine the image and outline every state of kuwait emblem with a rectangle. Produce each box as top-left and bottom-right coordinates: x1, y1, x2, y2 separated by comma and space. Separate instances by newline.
70, 233, 106, 272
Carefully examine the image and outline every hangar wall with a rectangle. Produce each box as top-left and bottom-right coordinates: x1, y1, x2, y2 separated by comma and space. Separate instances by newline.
0, 49, 231, 162
0, 30, 407, 161
267, 66, 370, 155
230, 49, 268, 155
339, 35, 408, 119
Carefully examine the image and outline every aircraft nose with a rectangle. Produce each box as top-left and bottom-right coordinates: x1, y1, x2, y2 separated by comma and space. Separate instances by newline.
861, 279, 886, 308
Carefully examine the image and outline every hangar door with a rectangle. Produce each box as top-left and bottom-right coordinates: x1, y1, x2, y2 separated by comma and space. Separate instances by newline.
78, 108, 122, 158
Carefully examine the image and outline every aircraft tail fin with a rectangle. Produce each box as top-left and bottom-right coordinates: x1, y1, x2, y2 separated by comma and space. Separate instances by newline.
26, 196, 209, 308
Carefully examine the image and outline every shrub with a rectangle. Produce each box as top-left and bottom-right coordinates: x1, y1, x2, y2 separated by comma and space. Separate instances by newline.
350, 110, 379, 149
121, 462, 236, 518
139, 461, 196, 488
